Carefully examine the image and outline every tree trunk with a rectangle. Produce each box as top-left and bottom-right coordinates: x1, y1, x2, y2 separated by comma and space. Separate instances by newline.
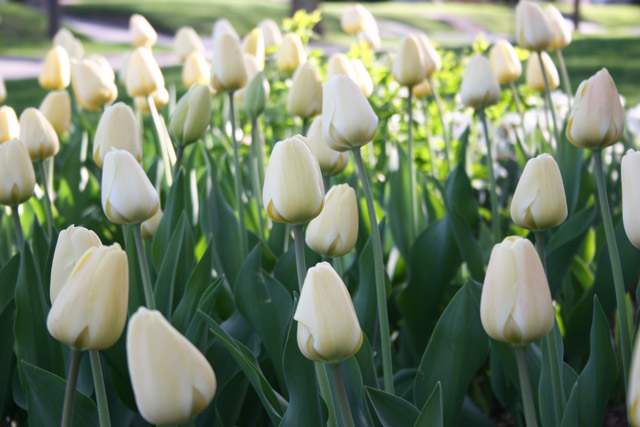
573, 0, 581, 32
291, 0, 323, 35
48, 0, 60, 38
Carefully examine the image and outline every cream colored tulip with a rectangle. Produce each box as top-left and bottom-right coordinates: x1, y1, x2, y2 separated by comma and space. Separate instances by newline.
480, 236, 554, 345
412, 78, 432, 98
19, 108, 60, 162
357, 10, 381, 50
47, 243, 128, 350
0, 138, 36, 206
119, 52, 131, 85
305, 116, 348, 176
0, 106, 20, 143
130, 14, 157, 48
234, 55, 263, 105
127, 307, 216, 425
393, 35, 426, 87
546, 5, 572, 51
351, 58, 374, 97
259, 19, 282, 50
566, 69, 625, 149
211, 33, 248, 92
341, 4, 369, 35
39, 46, 70, 90
287, 62, 323, 119
243, 28, 265, 70
510, 154, 567, 230
263, 135, 324, 224
101, 150, 159, 225
459, 55, 501, 109
415, 33, 441, 77
526, 51, 559, 92
174, 26, 204, 62
0, 74, 6, 103
306, 185, 358, 257
489, 39, 522, 85
243, 71, 270, 120
322, 75, 379, 152
516, 0, 553, 52
126, 47, 165, 98
50, 225, 102, 302
295, 262, 363, 362
134, 87, 170, 115
169, 84, 212, 145
628, 330, 640, 426
142, 208, 163, 240
212, 18, 240, 46
94, 103, 142, 168
40, 90, 71, 136
182, 52, 210, 89
622, 150, 640, 249
53, 28, 75, 55
327, 53, 356, 82
71, 58, 118, 112
277, 33, 306, 74
70, 39, 85, 60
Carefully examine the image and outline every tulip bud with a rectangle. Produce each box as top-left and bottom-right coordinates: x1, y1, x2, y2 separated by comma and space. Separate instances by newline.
53, 28, 75, 56
628, 331, 640, 426
94, 103, 142, 168
351, 58, 374, 98
480, 236, 554, 345
71, 58, 118, 112
322, 75, 378, 152
50, 225, 102, 302
174, 26, 204, 62
134, 87, 170, 114
412, 78, 432, 98
259, 19, 282, 50
341, 4, 369, 35
277, 33, 306, 74
287, 62, 323, 119
510, 154, 567, 230
358, 22, 381, 51
304, 116, 347, 176
516, 0, 553, 52
393, 35, 426, 87
142, 207, 163, 240
40, 90, 71, 136
244, 71, 270, 120
263, 135, 324, 224
489, 39, 522, 85
212, 18, 239, 46
70, 39, 85, 60
306, 185, 358, 257
182, 52, 210, 89
526, 51, 559, 92
233, 54, 262, 105
169, 84, 212, 145
39, 46, 71, 90
88, 54, 116, 82
126, 47, 165, 98
622, 150, 640, 249
460, 55, 501, 109
130, 14, 157, 48
127, 307, 216, 425
0, 138, 36, 205
243, 28, 265, 70
102, 150, 159, 225
47, 243, 128, 350
295, 262, 363, 362
545, 6, 571, 51
566, 69, 625, 149
415, 33, 441, 76
0, 106, 20, 143
327, 53, 356, 82
0, 74, 6, 103
211, 33, 248, 92
19, 108, 60, 162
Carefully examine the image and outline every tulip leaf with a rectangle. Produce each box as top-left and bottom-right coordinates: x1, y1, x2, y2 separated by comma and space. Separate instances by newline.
184, 277, 223, 351
366, 387, 419, 427
151, 170, 187, 269
0, 304, 16, 416
215, 370, 251, 426
272, 242, 322, 294
556, 131, 584, 215
387, 145, 418, 260
0, 253, 20, 314
414, 382, 443, 427
338, 356, 377, 427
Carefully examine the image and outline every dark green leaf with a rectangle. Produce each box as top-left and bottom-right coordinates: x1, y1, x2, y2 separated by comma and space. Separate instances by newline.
414, 382, 443, 427
366, 387, 419, 427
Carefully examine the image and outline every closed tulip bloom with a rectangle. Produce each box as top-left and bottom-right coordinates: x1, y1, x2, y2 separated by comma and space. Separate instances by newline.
516, 1, 553, 52
305, 116, 347, 175
102, 150, 159, 225
47, 243, 128, 350
622, 150, 640, 249
243, 28, 265, 70
341, 4, 369, 35
306, 185, 358, 257
50, 225, 102, 302
130, 14, 157, 48
170, 84, 212, 145
71, 58, 118, 111
567, 69, 625, 149
277, 33, 306, 74
174, 26, 204, 62
511, 154, 567, 230
40, 90, 71, 136
263, 135, 324, 224
526, 51, 559, 92
412, 78, 432, 98
295, 262, 363, 362
628, 332, 640, 426
287, 62, 323, 119
39, 46, 71, 90
211, 33, 248, 92
327, 53, 356, 82
70, 39, 85, 60
358, 20, 381, 51
19, 108, 60, 162
0, 139, 36, 205
234, 55, 263, 105
182, 52, 210, 89
259, 19, 282, 50
53, 28, 75, 55
142, 207, 163, 240
351, 58, 374, 97
93, 103, 142, 168
415, 33, 441, 76
127, 307, 216, 425
393, 35, 426, 87
88, 54, 115, 82
481, 236, 554, 345
546, 5, 571, 51
212, 18, 239, 46
0, 106, 20, 143
0, 74, 6, 103
489, 39, 522, 85
134, 87, 170, 114
244, 71, 270, 120
460, 55, 501, 109
322, 75, 379, 152
126, 47, 165, 98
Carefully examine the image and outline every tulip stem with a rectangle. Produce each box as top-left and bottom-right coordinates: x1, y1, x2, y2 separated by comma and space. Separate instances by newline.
250, 118, 266, 242
593, 149, 631, 388
427, 75, 451, 173
423, 100, 438, 180
61, 349, 82, 427
515, 347, 538, 427
406, 86, 417, 242
509, 82, 530, 158
330, 364, 355, 427
228, 92, 248, 259
132, 224, 156, 310
479, 108, 500, 243
316, 363, 338, 427
293, 225, 306, 290
352, 147, 394, 394
536, 51, 562, 162
555, 50, 573, 105
38, 160, 54, 236
89, 351, 111, 427
173, 144, 185, 178
302, 117, 310, 135
323, 175, 331, 194
147, 95, 173, 187
11, 205, 24, 251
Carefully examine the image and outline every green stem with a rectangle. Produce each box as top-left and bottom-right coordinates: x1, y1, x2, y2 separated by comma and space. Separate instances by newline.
537, 51, 562, 162
229, 92, 248, 259
479, 108, 500, 243
257, 118, 267, 187
323, 175, 331, 194
61, 350, 82, 427
427, 75, 451, 173
515, 347, 538, 427
293, 224, 306, 291
38, 160, 54, 235
173, 144, 185, 178
11, 205, 24, 251
555, 49, 573, 104
302, 117, 310, 135
132, 223, 156, 310
593, 149, 630, 388
423, 100, 438, 180
510, 81, 530, 158
250, 118, 265, 242
330, 364, 355, 427
352, 147, 394, 394
406, 86, 417, 241
316, 363, 338, 427
147, 95, 173, 187
89, 351, 111, 427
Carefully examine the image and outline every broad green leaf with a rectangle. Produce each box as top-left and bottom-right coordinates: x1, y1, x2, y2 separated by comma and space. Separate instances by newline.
339, 356, 376, 427
366, 387, 419, 427
414, 382, 443, 427
151, 170, 187, 268
0, 253, 20, 314
387, 145, 419, 260
0, 304, 15, 416
215, 371, 250, 427
556, 131, 584, 215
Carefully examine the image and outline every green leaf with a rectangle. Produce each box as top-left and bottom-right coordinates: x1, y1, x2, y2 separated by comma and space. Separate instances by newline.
414, 382, 443, 427
0, 253, 20, 314
339, 356, 376, 427
151, 170, 187, 268
366, 387, 419, 427
556, 132, 584, 214
0, 304, 15, 416
387, 145, 417, 260
215, 371, 251, 427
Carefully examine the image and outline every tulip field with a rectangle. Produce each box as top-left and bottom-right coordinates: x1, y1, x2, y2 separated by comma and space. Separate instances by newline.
2, 1, 640, 426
